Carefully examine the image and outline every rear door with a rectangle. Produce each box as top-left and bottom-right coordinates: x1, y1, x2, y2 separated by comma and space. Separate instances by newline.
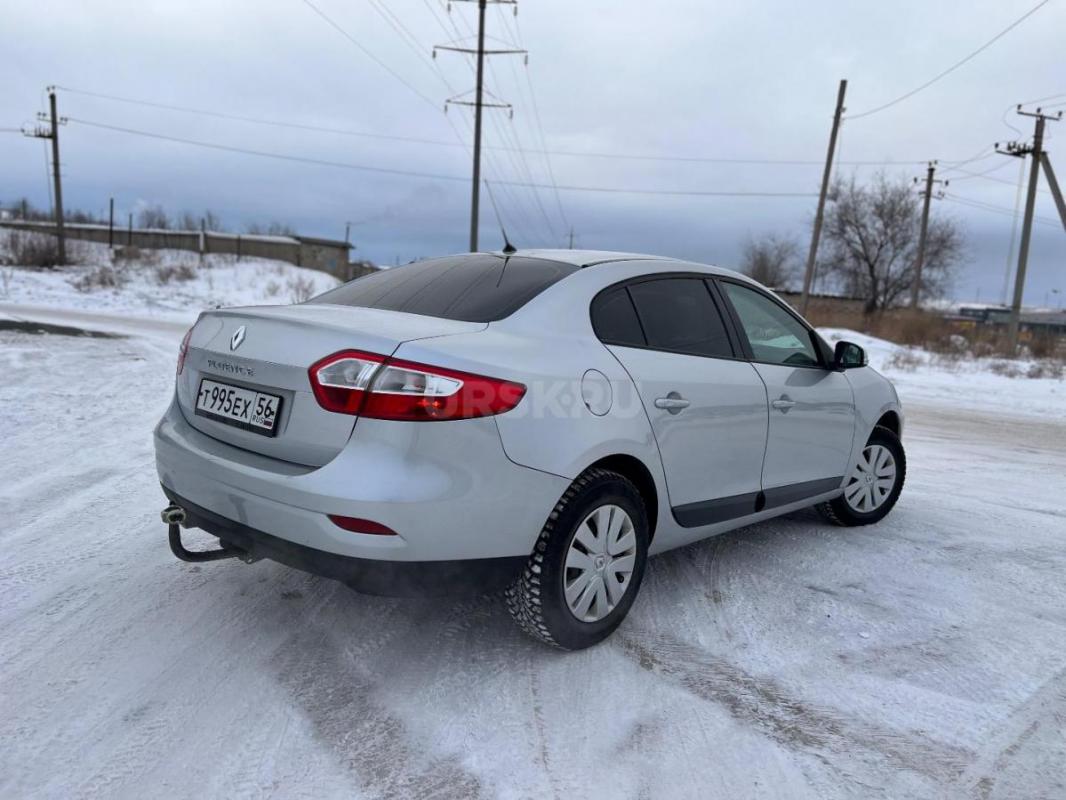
717, 280, 856, 501
593, 276, 769, 527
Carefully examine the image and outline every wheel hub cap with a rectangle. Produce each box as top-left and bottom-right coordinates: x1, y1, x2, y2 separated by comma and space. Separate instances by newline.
844, 444, 897, 514
563, 504, 637, 623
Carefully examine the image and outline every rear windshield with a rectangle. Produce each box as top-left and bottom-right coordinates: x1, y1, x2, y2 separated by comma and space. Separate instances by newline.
309, 254, 578, 322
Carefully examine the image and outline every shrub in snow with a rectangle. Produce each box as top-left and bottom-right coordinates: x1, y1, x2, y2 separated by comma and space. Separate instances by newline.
886, 349, 923, 372
2, 232, 63, 268
154, 262, 198, 285
287, 274, 315, 303
72, 263, 128, 293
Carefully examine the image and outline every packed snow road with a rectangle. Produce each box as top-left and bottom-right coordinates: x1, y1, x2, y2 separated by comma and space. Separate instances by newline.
1, 313, 1064, 800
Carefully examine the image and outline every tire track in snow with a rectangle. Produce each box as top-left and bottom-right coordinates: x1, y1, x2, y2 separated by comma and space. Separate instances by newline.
616, 628, 972, 785
269, 598, 488, 800
957, 665, 1066, 799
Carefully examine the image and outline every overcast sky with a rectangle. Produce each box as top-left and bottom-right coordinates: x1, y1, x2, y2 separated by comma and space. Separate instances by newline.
3, 0, 1064, 304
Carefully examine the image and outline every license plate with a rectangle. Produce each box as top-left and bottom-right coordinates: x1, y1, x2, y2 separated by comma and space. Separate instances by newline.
195, 379, 282, 436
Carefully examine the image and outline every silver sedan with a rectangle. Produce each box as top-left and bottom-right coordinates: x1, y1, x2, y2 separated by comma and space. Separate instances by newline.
155, 249, 905, 649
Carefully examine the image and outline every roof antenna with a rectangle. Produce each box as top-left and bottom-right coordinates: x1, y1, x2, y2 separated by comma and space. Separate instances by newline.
483, 179, 517, 255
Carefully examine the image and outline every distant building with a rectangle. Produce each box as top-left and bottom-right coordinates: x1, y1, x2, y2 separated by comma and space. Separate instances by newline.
945, 304, 1066, 340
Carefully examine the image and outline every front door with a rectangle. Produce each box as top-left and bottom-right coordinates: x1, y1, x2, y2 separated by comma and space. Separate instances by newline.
591, 276, 769, 526
718, 280, 856, 503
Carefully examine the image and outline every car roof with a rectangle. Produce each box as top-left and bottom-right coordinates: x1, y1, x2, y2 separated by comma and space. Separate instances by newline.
486, 248, 748, 280
493, 248, 666, 267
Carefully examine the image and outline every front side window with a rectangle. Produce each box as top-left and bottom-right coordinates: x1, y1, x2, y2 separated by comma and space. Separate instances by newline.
721, 282, 820, 367
626, 278, 734, 358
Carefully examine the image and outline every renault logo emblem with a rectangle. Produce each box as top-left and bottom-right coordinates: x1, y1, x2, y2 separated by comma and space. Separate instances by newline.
230, 325, 246, 351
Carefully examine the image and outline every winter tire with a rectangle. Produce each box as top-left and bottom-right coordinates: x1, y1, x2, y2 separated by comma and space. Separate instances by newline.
505, 468, 649, 650
818, 425, 906, 527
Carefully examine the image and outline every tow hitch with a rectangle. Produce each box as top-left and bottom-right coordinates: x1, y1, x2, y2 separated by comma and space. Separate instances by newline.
162, 504, 252, 563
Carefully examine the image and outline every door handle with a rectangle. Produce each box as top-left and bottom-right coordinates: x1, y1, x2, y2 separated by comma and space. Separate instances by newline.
654, 394, 690, 413
771, 396, 796, 412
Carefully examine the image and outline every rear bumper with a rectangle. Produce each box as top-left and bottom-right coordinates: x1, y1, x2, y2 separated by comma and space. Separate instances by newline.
164, 488, 525, 596
155, 395, 568, 563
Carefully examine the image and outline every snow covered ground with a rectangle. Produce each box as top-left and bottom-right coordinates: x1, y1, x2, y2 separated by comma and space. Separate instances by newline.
820, 328, 1064, 421
0, 240, 339, 325
1, 262, 1065, 798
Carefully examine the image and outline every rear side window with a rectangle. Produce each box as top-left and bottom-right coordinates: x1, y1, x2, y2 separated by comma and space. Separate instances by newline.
591, 287, 645, 347
627, 278, 734, 358
310, 255, 578, 323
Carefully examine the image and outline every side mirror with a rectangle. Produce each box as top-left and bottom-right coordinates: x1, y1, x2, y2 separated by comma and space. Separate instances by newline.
833, 340, 867, 370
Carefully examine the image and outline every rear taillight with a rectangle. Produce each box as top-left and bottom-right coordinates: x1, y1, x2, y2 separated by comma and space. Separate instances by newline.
308, 350, 384, 414
176, 325, 195, 375
308, 350, 526, 421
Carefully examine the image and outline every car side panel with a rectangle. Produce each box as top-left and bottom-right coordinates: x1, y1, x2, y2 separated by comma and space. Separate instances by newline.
845, 365, 904, 464
391, 328, 677, 551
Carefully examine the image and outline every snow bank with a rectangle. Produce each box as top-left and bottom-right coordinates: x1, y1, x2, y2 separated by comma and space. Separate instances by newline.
819, 328, 1064, 420
0, 239, 340, 325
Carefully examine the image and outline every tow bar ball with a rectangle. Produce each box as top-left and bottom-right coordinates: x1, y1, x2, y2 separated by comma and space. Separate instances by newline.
162, 504, 249, 563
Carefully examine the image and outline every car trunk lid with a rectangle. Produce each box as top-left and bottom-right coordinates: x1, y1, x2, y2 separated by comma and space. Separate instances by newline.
177, 304, 485, 466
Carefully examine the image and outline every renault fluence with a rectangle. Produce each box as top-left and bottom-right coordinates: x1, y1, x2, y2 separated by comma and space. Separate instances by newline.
156, 250, 905, 650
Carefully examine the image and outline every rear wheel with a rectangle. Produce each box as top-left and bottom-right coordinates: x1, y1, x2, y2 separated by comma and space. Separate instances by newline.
818, 425, 906, 526
505, 468, 649, 650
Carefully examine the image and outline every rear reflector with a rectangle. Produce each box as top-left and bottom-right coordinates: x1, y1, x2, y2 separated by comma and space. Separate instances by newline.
328, 515, 398, 536
308, 350, 526, 421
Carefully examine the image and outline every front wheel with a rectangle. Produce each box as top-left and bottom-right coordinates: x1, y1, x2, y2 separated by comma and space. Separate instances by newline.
818, 425, 906, 526
505, 468, 649, 650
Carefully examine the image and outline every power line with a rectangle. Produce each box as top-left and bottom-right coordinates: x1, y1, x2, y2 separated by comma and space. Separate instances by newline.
846, 0, 1052, 120
67, 117, 469, 181
507, 7, 570, 238
66, 115, 817, 198
443, 2, 558, 244
298, 0, 440, 109
950, 161, 1052, 194
53, 86, 952, 166
55, 85, 463, 147
944, 192, 1059, 226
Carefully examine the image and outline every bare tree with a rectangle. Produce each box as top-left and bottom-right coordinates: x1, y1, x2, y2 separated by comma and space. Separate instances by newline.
820, 174, 962, 313
740, 233, 800, 289
137, 204, 171, 230
203, 210, 224, 231
178, 211, 199, 231
246, 221, 296, 237
178, 209, 225, 231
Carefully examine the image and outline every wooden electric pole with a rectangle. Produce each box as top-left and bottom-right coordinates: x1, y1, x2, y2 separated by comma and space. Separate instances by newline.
24, 87, 67, 264
996, 106, 1062, 352
435, 0, 523, 252
1039, 152, 1066, 233
800, 79, 847, 315
910, 162, 947, 309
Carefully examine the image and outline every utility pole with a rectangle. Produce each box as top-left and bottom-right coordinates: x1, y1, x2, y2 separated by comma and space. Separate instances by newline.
1039, 152, 1066, 233
568, 227, 575, 249
108, 197, 115, 249
24, 87, 68, 264
435, 0, 524, 252
800, 79, 847, 315
910, 162, 948, 308
996, 106, 1062, 352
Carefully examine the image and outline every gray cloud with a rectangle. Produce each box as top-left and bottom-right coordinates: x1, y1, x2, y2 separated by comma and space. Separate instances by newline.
2, 0, 1063, 303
